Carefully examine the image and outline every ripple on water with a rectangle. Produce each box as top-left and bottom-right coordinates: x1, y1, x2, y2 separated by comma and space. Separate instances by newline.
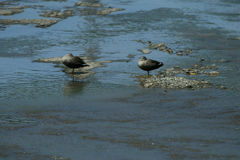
0, 114, 36, 125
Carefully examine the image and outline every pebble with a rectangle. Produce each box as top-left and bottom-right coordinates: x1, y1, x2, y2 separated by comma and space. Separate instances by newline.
0, 19, 60, 28
138, 75, 211, 89
209, 71, 219, 76
96, 8, 125, 15
185, 48, 193, 53
75, 2, 105, 7
173, 66, 180, 71
220, 86, 227, 89
133, 64, 221, 89
139, 40, 193, 56
167, 48, 173, 54
176, 51, 183, 56
40, 10, 74, 19
219, 59, 230, 62
138, 49, 151, 54
0, 9, 24, 15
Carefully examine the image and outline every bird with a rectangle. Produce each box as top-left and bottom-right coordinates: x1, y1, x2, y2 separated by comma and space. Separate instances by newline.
138, 56, 164, 75
62, 53, 89, 74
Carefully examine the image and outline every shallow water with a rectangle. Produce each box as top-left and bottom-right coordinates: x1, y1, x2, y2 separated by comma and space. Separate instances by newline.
0, 0, 240, 159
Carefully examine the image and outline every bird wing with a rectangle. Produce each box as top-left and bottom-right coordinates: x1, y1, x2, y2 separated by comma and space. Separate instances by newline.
147, 59, 160, 65
74, 56, 86, 64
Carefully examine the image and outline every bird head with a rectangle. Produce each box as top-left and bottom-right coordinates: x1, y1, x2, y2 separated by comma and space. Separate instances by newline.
139, 56, 147, 61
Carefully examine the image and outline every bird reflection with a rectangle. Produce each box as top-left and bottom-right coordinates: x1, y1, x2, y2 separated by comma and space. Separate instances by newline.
62, 80, 86, 96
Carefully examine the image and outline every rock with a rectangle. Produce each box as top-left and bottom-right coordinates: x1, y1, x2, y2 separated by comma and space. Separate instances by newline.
173, 66, 180, 71
156, 43, 166, 47
33, 57, 63, 63
166, 68, 174, 71
138, 49, 151, 54
0, 2, 11, 6
209, 71, 219, 76
134, 74, 212, 89
148, 43, 166, 50
189, 72, 196, 75
0, 5, 30, 15
0, 19, 60, 27
35, 56, 108, 80
0, 25, 6, 31
187, 85, 193, 88
33, 56, 112, 80
199, 58, 205, 61
159, 46, 168, 52
176, 51, 183, 56
220, 86, 227, 89
219, 59, 230, 62
185, 48, 193, 53
140, 42, 176, 55
132, 63, 224, 89
75, 2, 105, 7
144, 83, 151, 88
96, 8, 124, 15
147, 41, 152, 44
127, 54, 136, 58
0, 9, 24, 15
167, 48, 173, 54
8, 6, 30, 9
148, 44, 157, 49
40, 9, 74, 19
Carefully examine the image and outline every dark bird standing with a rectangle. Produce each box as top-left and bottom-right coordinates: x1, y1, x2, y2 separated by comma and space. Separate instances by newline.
138, 56, 164, 75
62, 53, 89, 74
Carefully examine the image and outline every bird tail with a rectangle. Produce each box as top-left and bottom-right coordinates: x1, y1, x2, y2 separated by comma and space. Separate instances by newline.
83, 64, 89, 67
159, 62, 164, 67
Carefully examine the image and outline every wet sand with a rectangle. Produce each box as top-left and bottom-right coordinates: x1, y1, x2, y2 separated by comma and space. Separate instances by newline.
0, 0, 240, 159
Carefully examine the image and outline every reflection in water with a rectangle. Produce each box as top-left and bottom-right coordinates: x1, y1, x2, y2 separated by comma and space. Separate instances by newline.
63, 69, 93, 81
62, 80, 86, 96
0, 114, 35, 124
75, 5, 104, 59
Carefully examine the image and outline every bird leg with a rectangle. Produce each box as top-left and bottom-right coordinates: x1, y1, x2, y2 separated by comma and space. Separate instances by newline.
71, 68, 74, 74
147, 71, 149, 75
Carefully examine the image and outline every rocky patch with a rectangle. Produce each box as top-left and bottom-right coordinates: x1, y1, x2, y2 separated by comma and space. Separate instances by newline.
137, 49, 151, 54
34, 56, 111, 80
40, 9, 74, 19
96, 8, 125, 15
75, 1, 105, 7
136, 40, 193, 56
0, 5, 30, 15
133, 64, 226, 89
0, 19, 60, 28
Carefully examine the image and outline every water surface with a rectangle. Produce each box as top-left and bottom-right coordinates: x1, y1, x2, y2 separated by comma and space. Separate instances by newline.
0, 0, 240, 159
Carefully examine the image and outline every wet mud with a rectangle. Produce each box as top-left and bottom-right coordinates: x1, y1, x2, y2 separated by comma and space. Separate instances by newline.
34, 56, 111, 80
